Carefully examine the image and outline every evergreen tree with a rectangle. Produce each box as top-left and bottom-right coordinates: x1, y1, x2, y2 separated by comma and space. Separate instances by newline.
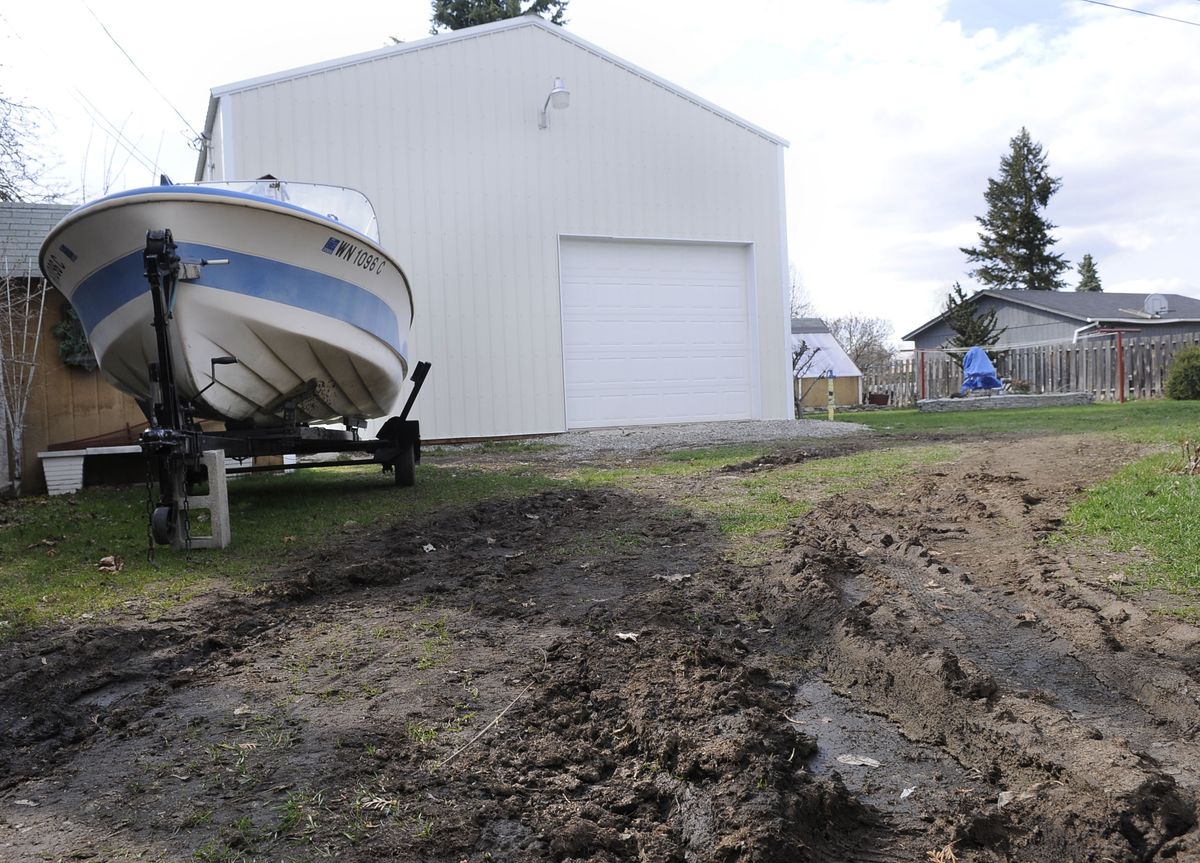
431, 0, 567, 32
942, 282, 1007, 367
961, 127, 1069, 291
1076, 253, 1103, 292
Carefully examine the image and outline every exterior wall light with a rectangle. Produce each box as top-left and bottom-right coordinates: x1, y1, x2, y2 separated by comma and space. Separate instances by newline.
538, 77, 570, 129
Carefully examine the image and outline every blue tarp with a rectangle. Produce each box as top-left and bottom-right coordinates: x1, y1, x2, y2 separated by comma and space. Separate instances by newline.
961, 346, 1003, 393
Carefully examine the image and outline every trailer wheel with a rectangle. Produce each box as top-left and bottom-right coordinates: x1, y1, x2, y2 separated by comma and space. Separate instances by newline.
151, 506, 173, 545
394, 440, 416, 487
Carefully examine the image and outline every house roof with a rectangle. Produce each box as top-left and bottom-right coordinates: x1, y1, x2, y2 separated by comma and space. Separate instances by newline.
791, 317, 831, 335
0, 202, 72, 279
902, 289, 1200, 342
196, 16, 788, 180
791, 318, 862, 378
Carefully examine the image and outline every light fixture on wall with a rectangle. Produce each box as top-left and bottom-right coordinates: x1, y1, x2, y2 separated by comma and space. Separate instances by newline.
538, 77, 570, 129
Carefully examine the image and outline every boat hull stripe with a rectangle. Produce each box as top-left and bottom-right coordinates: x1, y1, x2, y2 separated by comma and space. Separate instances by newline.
72, 243, 405, 356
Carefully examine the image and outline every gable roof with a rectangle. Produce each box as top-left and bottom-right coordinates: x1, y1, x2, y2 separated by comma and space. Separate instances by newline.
791, 317, 832, 335
0, 202, 73, 279
902, 289, 1200, 342
791, 318, 862, 378
197, 16, 787, 179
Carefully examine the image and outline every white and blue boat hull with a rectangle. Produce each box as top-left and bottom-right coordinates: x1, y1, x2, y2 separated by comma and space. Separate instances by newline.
39, 185, 413, 426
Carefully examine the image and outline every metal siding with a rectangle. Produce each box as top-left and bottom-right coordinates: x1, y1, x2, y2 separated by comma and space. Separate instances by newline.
776, 147, 794, 418
217, 24, 789, 438
913, 297, 1099, 352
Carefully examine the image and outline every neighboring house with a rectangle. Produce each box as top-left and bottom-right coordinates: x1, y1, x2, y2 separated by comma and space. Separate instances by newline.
791, 318, 862, 408
196, 16, 794, 436
0, 202, 147, 494
903, 289, 1200, 351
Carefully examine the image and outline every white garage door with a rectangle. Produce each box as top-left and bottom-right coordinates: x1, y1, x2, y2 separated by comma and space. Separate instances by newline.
560, 238, 754, 428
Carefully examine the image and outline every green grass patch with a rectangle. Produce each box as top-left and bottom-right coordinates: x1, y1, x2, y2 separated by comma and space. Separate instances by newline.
573, 444, 774, 484
698, 444, 961, 536
1061, 451, 1200, 593
572, 441, 961, 539
839, 399, 1200, 443
0, 463, 559, 633
708, 487, 806, 536
415, 615, 451, 670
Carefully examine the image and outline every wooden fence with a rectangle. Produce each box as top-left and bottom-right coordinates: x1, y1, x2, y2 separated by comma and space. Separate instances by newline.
3, 285, 146, 494
862, 332, 1200, 406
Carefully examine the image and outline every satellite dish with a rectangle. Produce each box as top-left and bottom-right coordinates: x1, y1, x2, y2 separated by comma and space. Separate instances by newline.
1144, 294, 1170, 316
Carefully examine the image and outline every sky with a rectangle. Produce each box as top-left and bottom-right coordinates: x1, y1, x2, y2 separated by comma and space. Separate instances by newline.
3, 0, 1199, 345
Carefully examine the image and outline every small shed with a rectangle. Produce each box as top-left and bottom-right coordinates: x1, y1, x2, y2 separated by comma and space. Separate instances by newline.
791, 318, 862, 409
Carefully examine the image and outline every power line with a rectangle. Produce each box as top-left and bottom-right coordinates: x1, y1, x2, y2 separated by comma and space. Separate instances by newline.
0, 8, 161, 188
69, 91, 158, 176
1077, 0, 1200, 27
81, 2, 202, 139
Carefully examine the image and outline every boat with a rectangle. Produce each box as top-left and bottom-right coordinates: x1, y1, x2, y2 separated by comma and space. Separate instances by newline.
38, 179, 413, 427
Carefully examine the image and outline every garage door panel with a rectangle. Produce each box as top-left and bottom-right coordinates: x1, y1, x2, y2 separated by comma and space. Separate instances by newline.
564, 324, 746, 349
564, 287, 745, 314
566, 390, 747, 426
560, 239, 753, 428
566, 342, 747, 359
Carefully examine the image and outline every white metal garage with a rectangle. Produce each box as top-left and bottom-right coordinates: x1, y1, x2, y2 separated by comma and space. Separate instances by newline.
198, 16, 795, 439
560, 238, 754, 428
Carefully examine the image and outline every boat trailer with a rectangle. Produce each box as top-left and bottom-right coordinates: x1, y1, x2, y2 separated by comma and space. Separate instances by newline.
139, 229, 429, 551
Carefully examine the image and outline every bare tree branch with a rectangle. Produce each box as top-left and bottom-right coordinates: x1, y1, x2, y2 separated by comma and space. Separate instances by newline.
827, 315, 894, 374
788, 265, 812, 319
0, 90, 61, 202
1, 261, 49, 494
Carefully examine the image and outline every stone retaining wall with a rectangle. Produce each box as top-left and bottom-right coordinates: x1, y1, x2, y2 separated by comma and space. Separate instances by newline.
917, 392, 1094, 412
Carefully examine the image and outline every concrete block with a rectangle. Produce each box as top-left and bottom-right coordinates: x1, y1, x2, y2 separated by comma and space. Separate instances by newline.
182, 450, 231, 550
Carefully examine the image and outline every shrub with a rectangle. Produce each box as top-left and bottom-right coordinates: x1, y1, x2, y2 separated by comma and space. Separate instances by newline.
1165, 346, 1200, 400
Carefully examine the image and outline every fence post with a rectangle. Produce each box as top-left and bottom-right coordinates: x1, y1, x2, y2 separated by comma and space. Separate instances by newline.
1117, 332, 1125, 402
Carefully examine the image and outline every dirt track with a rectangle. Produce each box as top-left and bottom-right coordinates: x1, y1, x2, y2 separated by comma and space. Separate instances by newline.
3, 431, 1200, 861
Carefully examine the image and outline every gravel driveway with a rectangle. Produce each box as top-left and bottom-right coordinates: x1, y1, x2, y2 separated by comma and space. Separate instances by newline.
518, 417, 870, 456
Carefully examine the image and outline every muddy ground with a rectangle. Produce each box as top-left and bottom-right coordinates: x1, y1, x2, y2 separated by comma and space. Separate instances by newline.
3, 430, 1200, 861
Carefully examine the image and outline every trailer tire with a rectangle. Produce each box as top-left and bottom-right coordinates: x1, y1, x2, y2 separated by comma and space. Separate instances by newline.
151, 506, 173, 545
394, 440, 416, 487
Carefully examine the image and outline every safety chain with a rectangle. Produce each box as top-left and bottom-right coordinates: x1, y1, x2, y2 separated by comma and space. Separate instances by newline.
181, 471, 192, 557
144, 454, 157, 566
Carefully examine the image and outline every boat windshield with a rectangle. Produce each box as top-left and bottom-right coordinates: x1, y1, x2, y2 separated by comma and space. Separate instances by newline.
194, 180, 380, 241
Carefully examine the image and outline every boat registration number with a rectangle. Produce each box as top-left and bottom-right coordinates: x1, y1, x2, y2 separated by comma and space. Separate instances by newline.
322, 237, 387, 276
45, 244, 77, 281
44, 253, 68, 281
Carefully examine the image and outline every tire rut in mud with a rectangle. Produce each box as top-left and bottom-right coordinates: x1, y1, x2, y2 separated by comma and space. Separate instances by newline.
1, 487, 887, 863
774, 447, 1200, 861
0, 595, 273, 791
7, 437, 1200, 861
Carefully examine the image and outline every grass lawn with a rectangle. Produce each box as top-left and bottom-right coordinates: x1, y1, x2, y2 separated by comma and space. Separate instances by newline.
1061, 452, 1200, 595
0, 440, 955, 634
6, 398, 1200, 633
0, 462, 560, 632
577, 443, 961, 538
838, 399, 1200, 443
843, 400, 1200, 594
